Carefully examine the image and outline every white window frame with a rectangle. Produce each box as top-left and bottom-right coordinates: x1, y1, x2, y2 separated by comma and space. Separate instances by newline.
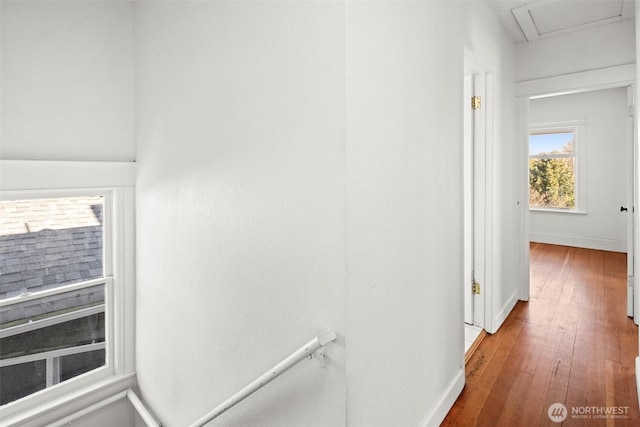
529, 120, 587, 214
0, 160, 136, 426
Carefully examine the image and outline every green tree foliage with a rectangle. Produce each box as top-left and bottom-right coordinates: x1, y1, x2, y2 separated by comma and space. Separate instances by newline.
529, 141, 575, 209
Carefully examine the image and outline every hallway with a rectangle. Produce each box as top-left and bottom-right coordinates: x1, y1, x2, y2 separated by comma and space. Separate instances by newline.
442, 243, 639, 426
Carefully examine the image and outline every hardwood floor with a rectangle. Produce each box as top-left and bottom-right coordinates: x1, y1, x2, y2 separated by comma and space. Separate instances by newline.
442, 243, 639, 426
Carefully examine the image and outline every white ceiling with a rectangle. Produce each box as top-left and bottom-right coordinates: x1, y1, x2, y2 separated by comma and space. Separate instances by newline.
486, 0, 636, 44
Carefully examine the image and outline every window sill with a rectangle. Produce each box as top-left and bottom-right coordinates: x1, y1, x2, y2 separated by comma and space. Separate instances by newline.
530, 207, 587, 215
0, 371, 136, 426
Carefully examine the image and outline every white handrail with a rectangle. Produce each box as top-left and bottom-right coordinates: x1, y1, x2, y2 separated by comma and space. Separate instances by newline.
127, 389, 162, 427
189, 330, 337, 427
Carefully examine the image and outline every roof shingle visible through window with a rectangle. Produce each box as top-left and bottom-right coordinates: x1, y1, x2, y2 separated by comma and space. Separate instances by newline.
0, 197, 104, 300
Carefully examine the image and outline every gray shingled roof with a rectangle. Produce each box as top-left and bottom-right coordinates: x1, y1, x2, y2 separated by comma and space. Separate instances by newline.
0, 197, 104, 300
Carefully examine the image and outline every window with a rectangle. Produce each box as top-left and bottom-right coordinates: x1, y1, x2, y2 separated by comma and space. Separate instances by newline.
529, 122, 585, 212
0, 196, 107, 405
0, 161, 135, 425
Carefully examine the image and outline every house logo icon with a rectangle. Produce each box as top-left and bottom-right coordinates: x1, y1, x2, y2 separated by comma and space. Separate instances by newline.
548, 403, 568, 422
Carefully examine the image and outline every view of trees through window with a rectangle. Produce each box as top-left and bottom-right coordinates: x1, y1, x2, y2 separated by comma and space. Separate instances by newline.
529, 130, 576, 210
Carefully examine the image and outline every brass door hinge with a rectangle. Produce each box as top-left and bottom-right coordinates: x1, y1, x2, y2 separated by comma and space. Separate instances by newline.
471, 96, 481, 110
472, 280, 481, 295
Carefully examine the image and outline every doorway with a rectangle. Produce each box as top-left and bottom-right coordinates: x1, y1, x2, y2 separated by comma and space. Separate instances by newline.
522, 85, 636, 324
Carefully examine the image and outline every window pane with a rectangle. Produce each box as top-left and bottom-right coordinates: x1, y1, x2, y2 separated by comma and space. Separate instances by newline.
0, 360, 46, 405
0, 284, 105, 405
60, 349, 106, 382
529, 158, 575, 209
530, 131, 574, 155
0, 196, 103, 300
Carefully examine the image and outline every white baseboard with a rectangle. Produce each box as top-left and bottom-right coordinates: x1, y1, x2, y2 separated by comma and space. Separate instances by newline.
529, 233, 626, 253
490, 290, 519, 334
420, 368, 465, 427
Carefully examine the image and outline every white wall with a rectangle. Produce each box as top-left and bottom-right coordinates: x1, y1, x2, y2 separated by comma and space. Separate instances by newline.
517, 19, 636, 82
0, 0, 134, 161
529, 88, 629, 252
134, 2, 347, 426
345, 3, 465, 425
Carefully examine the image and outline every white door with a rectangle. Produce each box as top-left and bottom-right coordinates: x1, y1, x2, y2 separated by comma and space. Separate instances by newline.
463, 69, 486, 328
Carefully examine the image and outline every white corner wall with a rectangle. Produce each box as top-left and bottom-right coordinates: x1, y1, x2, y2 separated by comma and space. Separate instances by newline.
134, 1, 519, 426
529, 88, 629, 252
0, 1, 135, 161
345, 0, 519, 422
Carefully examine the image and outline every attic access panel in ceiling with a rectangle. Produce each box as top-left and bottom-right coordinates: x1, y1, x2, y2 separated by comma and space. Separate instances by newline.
511, 0, 634, 42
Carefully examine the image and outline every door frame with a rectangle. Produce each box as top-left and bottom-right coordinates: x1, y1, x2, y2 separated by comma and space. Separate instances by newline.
627, 85, 637, 322
464, 51, 493, 332
463, 73, 474, 325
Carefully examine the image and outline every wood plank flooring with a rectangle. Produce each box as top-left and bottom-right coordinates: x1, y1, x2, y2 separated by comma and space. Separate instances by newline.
442, 243, 639, 426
